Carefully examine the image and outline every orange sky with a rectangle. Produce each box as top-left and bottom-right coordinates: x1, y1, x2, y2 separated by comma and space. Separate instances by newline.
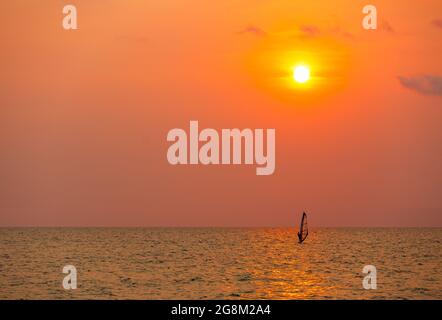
1, 1, 441, 227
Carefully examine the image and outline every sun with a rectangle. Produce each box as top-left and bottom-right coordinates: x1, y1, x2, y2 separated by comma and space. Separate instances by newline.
293, 65, 310, 83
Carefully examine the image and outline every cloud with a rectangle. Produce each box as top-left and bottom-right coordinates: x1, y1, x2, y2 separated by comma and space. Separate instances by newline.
329, 26, 356, 40
298, 24, 357, 41
398, 75, 442, 96
237, 25, 266, 37
430, 19, 442, 29
381, 20, 395, 33
299, 25, 320, 38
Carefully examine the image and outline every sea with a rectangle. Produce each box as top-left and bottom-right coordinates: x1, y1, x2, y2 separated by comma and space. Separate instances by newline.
0, 228, 440, 299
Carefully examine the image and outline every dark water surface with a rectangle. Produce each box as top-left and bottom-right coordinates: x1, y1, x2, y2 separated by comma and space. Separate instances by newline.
0, 228, 440, 299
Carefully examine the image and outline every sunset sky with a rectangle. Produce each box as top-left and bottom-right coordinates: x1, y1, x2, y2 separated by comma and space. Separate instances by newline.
1, 1, 441, 227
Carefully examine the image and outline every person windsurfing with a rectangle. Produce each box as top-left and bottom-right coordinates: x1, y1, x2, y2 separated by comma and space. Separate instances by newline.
297, 212, 308, 244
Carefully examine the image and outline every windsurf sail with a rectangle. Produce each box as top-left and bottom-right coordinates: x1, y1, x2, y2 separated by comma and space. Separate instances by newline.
297, 212, 308, 243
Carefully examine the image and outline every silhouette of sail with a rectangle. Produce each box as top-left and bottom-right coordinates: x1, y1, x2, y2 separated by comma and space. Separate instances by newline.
298, 212, 308, 243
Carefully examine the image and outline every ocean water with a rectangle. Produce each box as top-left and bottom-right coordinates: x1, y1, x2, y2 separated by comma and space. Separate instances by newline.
0, 228, 440, 299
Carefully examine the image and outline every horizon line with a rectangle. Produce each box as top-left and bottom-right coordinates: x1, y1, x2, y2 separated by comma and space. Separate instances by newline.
0, 225, 441, 229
